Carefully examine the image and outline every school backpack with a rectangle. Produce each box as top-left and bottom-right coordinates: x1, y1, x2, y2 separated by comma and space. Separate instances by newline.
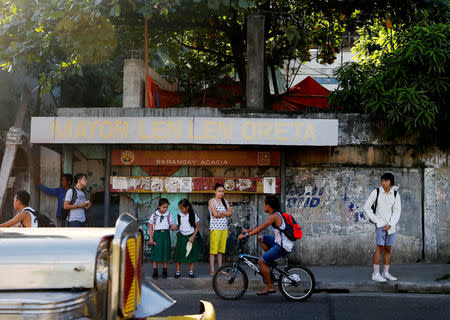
25, 208, 56, 227
61, 186, 77, 220
273, 212, 303, 241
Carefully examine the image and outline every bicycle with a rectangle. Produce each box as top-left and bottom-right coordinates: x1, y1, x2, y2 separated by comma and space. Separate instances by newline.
212, 238, 315, 301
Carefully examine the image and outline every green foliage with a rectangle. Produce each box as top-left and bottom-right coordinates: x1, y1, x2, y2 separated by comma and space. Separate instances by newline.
0, 0, 123, 106
330, 21, 450, 148
1, 0, 447, 109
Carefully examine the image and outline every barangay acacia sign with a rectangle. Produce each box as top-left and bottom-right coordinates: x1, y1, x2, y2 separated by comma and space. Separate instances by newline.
111, 150, 281, 166
31, 117, 338, 146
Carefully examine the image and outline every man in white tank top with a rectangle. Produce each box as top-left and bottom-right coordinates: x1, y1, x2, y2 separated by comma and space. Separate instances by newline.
0, 190, 38, 228
238, 195, 293, 296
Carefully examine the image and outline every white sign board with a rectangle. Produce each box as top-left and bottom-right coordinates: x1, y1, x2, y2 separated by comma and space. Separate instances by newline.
31, 117, 338, 146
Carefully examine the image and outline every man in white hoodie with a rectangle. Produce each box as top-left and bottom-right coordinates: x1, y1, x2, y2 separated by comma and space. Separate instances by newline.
364, 172, 401, 282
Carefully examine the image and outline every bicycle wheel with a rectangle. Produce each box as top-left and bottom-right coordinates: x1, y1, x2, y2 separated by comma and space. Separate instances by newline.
212, 264, 248, 300
278, 265, 315, 301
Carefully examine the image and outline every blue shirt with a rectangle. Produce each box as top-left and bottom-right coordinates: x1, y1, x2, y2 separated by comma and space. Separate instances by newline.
39, 184, 69, 218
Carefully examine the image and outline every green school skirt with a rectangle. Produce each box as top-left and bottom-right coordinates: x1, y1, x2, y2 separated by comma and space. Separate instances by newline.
173, 233, 199, 263
149, 230, 171, 262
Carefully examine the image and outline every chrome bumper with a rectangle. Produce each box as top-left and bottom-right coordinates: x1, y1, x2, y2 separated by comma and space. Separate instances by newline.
0, 282, 177, 320
0, 289, 105, 319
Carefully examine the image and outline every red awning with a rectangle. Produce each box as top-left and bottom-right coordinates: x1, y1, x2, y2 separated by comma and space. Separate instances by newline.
272, 76, 330, 111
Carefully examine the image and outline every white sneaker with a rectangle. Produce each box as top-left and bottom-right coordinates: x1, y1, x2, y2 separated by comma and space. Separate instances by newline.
382, 273, 398, 281
372, 273, 387, 282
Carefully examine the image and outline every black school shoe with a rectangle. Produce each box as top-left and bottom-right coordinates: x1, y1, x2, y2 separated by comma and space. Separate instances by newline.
174, 271, 181, 278
189, 271, 195, 278
152, 268, 158, 279
162, 268, 168, 279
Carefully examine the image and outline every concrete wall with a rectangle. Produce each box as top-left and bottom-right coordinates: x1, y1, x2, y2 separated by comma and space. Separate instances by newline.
284, 167, 423, 265
434, 168, 450, 263
52, 108, 449, 264
424, 167, 449, 263
109, 163, 437, 266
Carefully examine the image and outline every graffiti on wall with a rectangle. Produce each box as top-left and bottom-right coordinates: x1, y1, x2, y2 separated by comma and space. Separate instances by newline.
285, 184, 370, 224
286, 186, 325, 209
344, 192, 367, 223
347, 202, 366, 223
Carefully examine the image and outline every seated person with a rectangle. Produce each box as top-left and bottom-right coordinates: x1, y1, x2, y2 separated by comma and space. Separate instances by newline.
238, 195, 294, 296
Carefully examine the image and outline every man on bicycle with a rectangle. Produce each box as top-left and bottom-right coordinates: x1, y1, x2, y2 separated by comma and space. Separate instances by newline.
238, 195, 293, 295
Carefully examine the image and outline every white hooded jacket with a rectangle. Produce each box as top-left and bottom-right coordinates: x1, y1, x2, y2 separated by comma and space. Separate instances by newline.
363, 186, 401, 235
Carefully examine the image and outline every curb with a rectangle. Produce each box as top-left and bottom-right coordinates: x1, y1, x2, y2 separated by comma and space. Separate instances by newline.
315, 280, 450, 294
147, 277, 450, 294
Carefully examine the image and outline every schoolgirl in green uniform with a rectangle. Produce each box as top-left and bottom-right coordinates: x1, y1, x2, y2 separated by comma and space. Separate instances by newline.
173, 199, 200, 278
148, 198, 177, 279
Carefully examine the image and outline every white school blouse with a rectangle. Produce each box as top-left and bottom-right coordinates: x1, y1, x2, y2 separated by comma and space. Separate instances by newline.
148, 210, 175, 230
178, 212, 200, 236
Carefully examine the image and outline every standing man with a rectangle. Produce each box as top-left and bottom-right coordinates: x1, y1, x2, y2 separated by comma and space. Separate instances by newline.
0, 190, 38, 228
64, 173, 91, 227
35, 174, 72, 227
364, 172, 401, 282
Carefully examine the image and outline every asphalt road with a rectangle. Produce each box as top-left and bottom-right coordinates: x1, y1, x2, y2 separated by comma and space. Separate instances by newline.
154, 289, 450, 320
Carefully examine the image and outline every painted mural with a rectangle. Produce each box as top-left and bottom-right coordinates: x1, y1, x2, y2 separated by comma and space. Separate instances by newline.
110, 176, 279, 194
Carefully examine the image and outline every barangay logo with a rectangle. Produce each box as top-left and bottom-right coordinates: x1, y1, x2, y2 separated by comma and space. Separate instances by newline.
120, 151, 135, 165
224, 179, 236, 191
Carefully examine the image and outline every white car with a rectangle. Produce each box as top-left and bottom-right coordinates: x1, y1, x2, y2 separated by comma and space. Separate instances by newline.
0, 213, 215, 319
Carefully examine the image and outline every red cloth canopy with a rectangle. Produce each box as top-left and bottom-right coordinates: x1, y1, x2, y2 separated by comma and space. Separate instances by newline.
272, 76, 330, 111
146, 74, 329, 110
146, 75, 181, 108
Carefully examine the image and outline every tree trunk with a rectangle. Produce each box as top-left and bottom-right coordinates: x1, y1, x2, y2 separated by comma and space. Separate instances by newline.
228, 14, 247, 101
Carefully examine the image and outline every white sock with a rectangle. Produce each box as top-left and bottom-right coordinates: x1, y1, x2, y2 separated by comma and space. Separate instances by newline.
383, 265, 390, 275
373, 264, 380, 275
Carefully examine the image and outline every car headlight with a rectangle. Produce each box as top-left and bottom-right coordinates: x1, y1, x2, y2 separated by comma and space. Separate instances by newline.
95, 238, 110, 291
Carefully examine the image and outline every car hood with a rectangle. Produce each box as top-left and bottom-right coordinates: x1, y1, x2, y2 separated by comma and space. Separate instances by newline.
0, 228, 115, 290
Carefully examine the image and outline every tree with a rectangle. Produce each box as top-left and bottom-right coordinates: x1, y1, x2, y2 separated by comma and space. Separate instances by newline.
329, 16, 449, 148
1, 0, 443, 107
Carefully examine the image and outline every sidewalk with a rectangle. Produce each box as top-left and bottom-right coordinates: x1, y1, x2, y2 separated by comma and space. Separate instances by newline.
144, 262, 450, 294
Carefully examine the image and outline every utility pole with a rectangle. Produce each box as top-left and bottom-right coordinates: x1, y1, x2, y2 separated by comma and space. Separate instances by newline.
246, 14, 265, 111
